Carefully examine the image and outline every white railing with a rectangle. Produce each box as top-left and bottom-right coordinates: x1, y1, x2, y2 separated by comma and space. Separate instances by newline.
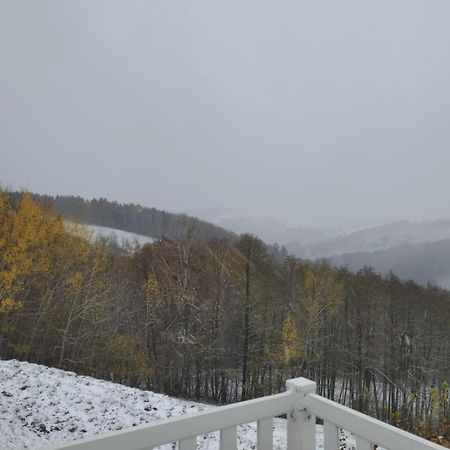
46, 378, 445, 450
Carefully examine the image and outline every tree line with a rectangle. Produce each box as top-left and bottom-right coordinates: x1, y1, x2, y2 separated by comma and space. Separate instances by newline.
0, 191, 448, 445
15, 192, 235, 242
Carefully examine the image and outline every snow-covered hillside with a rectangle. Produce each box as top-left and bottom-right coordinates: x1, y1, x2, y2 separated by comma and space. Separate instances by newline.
0, 360, 356, 450
86, 224, 156, 248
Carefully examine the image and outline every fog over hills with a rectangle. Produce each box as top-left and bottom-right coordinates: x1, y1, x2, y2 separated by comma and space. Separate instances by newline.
330, 239, 450, 290
188, 209, 450, 288
185, 207, 344, 246
286, 220, 450, 288
285, 219, 450, 259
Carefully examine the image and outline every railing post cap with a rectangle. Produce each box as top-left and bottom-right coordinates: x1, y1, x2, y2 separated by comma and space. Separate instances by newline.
286, 377, 316, 393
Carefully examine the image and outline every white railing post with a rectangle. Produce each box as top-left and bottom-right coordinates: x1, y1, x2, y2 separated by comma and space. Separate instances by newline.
286, 377, 316, 450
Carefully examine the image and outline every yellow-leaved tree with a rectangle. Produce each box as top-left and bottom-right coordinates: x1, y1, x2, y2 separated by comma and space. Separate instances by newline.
0, 190, 98, 361
280, 313, 304, 364
296, 262, 344, 374
266, 313, 305, 371
0, 191, 66, 315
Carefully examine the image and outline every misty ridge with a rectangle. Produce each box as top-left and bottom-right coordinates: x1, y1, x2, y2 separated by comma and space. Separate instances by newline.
21, 191, 450, 290
184, 207, 450, 289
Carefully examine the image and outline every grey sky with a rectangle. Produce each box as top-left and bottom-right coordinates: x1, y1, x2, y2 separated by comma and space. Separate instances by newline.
1, 0, 450, 228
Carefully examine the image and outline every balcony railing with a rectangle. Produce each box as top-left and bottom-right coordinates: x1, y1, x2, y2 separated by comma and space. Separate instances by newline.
46, 377, 445, 450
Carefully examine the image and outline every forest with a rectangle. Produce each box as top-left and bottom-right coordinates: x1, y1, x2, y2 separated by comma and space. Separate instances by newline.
0, 191, 449, 445
20, 192, 235, 242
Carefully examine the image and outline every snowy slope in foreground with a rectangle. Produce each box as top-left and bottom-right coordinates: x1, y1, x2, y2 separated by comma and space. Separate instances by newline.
0, 360, 356, 450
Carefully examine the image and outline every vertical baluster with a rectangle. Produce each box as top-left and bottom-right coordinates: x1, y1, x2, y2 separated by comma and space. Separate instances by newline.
324, 421, 339, 450
257, 417, 273, 450
355, 435, 372, 450
220, 426, 237, 450
286, 378, 317, 450
179, 436, 196, 450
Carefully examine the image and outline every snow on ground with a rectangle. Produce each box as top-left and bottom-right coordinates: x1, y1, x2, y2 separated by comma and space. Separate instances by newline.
86, 224, 156, 248
0, 360, 355, 450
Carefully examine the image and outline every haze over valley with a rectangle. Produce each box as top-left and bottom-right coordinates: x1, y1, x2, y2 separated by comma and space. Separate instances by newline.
185, 207, 450, 288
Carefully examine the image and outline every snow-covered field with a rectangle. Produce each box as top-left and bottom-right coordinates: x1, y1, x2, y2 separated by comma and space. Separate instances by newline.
0, 360, 355, 450
86, 224, 156, 248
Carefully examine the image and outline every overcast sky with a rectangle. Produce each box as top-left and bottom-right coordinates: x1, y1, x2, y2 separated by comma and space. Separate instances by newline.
1, 0, 450, 228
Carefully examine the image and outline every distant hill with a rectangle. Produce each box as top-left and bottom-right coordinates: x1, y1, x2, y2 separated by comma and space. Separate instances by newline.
184, 207, 342, 246
11, 191, 450, 288
286, 219, 450, 259
9, 192, 236, 243
283, 219, 450, 288
330, 239, 450, 289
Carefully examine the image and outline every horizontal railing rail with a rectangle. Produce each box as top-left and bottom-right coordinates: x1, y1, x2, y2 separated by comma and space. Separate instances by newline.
46, 391, 293, 450
45, 377, 446, 450
305, 393, 445, 450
